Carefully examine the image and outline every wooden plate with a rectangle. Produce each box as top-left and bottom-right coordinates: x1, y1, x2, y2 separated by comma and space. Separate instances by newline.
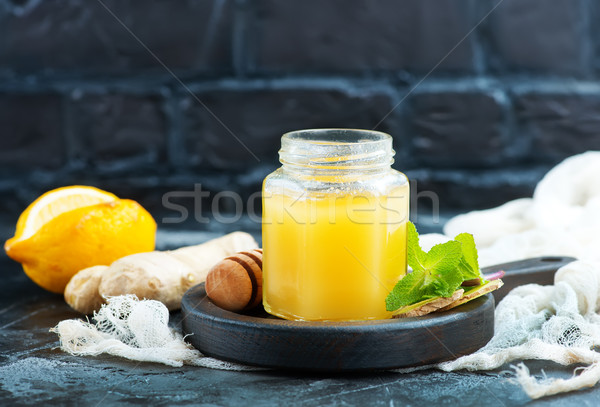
181, 256, 574, 372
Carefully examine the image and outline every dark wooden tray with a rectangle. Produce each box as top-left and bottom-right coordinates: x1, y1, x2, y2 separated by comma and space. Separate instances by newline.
181, 256, 575, 372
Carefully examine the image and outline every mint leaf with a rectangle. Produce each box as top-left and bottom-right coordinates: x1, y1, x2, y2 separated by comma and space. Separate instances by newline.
422, 241, 463, 275
423, 241, 463, 298
454, 233, 478, 270
385, 269, 427, 311
406, 221, 426, 272
386, 223, 463, 311
454, 233, 481, 281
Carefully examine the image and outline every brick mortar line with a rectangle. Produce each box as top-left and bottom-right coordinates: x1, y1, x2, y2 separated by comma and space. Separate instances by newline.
0, 165, 552, 186
3, 76, 600, 94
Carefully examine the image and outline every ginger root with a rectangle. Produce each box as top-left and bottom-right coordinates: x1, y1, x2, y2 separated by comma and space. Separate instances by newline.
64, 266, 108, 314
64, 232, 258, 313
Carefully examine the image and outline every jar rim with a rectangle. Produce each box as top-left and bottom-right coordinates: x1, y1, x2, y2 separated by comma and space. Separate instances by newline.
279, 128, 395, 171
282, 128, 392, 145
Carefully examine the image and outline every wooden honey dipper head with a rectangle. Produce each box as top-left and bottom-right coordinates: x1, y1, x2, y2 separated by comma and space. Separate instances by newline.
205, 248, 263, 312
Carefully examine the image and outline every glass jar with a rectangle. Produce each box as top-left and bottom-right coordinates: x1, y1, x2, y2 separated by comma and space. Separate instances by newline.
262, 129, 409, 321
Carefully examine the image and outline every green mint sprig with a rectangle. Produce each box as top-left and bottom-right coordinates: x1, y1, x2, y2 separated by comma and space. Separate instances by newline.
385, 222, 482, 312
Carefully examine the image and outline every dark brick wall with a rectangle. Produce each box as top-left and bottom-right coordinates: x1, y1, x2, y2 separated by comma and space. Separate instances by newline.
0, 0, 598, 232
249, 0, 475, 74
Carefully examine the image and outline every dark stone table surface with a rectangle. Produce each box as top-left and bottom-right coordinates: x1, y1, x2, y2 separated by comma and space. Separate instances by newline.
1, 229, 599, 407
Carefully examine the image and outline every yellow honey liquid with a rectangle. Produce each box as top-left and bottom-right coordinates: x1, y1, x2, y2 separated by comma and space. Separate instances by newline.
262, 186, 408, 321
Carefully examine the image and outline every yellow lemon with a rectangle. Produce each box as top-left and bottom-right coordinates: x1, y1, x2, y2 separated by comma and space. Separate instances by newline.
4, 186, 156, 293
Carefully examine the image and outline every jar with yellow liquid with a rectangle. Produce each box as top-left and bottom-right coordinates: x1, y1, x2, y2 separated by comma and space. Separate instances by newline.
262, 129, 409, 321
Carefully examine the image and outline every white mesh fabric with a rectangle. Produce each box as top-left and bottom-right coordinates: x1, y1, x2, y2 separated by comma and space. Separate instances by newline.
439, 245, 600, 391
51, 295, 258, 371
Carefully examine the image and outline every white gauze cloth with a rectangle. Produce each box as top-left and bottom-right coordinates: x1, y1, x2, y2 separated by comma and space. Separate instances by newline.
51, 295, 257, 371
438, 151, 600, 398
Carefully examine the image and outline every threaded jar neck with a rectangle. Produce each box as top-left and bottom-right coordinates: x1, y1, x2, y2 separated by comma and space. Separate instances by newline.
279, 129, 395, 174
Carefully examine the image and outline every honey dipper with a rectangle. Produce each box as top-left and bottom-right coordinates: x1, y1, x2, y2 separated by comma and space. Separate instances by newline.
205, 248, 263, 312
